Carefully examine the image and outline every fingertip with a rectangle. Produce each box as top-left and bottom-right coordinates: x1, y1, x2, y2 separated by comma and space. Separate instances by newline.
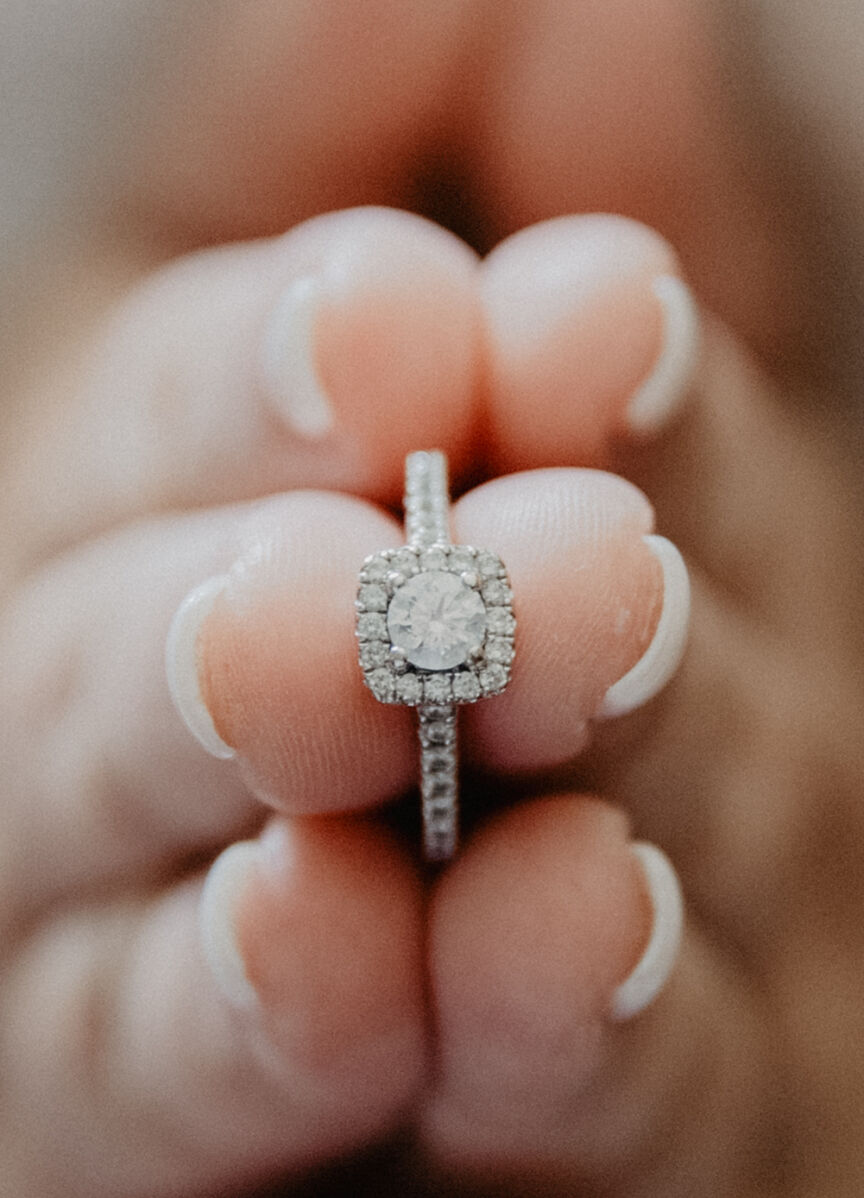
481, 215, 698, 470
427, 796, 649, 1146
235, 816, 425, 1082
259, 207, 482, 492
192, 492, 416, 813
454, 469, 663, 771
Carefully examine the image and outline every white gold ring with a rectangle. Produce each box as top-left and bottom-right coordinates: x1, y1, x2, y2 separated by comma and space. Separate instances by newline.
355, 450, 516, 861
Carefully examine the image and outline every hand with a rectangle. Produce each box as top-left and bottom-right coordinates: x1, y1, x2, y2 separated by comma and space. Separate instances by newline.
2, 5, 864, 1198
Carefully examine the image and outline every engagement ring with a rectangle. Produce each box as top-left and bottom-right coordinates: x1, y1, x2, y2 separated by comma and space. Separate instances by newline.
355, 451, 516, 861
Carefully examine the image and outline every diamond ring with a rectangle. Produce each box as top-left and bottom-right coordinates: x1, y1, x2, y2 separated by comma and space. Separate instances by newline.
355, 450, 516, 861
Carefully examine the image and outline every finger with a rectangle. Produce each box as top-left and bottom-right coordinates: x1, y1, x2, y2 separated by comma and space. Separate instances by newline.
452, 469, 689, 772
2, 817, 424, 1198
5, 206, 479, 569
480, 214, 849, 624
0, 491, 414, 918
480, 214, 699, 473
423, 797, 770, 1196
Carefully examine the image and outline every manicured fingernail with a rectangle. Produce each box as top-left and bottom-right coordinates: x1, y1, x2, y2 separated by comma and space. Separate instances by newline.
626, 275, 699, 434
200, 825, 295, 1009
165, 575, 236, 759
260, 275, 336, 439
611, 842, 684, 1020
199, 840, 260, 1009
598, 534, 690, 718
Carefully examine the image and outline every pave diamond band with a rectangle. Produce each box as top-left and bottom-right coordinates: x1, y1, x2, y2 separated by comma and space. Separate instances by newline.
356, 451, 516, 861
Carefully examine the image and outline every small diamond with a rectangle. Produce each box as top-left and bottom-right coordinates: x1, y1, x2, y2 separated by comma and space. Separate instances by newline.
357, 584, 388, 611
486, 637, 515, 665
486, 608, 516, 635
425, 801, 454, 823
426, 777, 454, 801
361, 556, 389, 582
448, 547, 476, 573
477, 551, 503, 578
396, 674, 423, 704
359, 641, 389, 669
481, 579, 512, 605
388, 570, 487, 670
390, 548, 418, 575
367, 669, 395, 701
422, 748, 455, 773
452, 672, 481, 701
480, 663, 508, 693
422, 719, 455, 746
421, 548, 448, 572
423, 674, 452, 703
357, 612, 387, 640
389, 646, 408, 673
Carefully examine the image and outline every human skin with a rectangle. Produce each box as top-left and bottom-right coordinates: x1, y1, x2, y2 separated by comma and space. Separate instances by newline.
2, 3, 864, 1197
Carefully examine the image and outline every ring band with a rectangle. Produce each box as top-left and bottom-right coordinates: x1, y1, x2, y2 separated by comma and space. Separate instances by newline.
355, 451, 516, 861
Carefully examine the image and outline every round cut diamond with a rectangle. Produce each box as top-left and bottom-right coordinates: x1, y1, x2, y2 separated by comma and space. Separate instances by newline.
486, 607, 516, 635
387, 570, 486, 670
481, 579, 511, 605
453, 672, 481, 702
486, 637, 515, 664
396, 674, 423, 704
424, 674, 452, 703
358, 583, 388, 611
480, 663, 508, 693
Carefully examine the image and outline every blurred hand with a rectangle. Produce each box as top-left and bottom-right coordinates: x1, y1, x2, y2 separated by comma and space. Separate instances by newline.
2, 4, 864, 1197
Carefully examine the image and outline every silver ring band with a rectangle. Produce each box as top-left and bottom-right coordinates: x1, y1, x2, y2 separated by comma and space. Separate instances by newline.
355, 450, 516, 863
405, 451, 459, 859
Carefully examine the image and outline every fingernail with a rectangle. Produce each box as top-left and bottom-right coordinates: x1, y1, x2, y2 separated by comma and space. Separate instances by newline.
611, 842, 684, 1020
598, 534, 690, 718
260, 275, 336, 439
165, 574, 236, 759
626, 275, 699, 434
199, 840, 261, 1009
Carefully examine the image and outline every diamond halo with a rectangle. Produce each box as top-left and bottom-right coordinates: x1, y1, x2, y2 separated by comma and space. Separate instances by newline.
356, 542, 515, 705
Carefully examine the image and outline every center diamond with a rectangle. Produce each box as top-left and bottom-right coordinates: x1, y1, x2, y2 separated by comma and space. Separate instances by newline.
387, 570, 486, 671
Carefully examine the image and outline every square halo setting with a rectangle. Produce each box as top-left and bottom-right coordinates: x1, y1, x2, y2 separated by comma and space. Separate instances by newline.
355, 543, 516, 706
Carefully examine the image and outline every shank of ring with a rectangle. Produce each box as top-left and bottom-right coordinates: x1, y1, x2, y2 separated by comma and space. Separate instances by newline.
419, 703, 458, 860
406, 451, 458, 859
405, 450, 451, 549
